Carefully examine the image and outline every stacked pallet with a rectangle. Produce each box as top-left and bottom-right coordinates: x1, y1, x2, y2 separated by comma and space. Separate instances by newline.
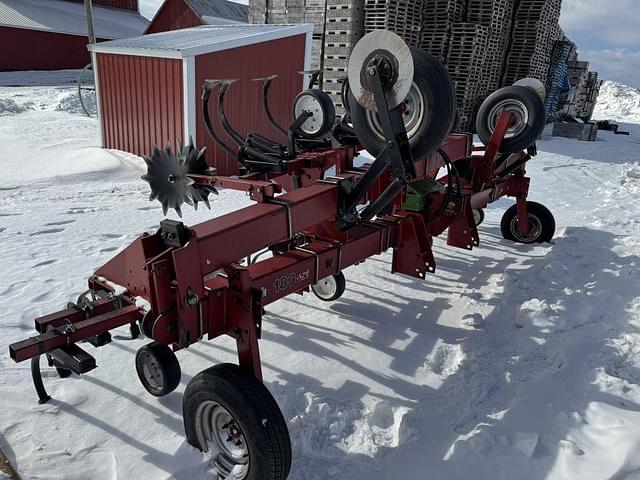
419, 0, 464, 62
249, 0, 327, 69
446, 23, 489, 129
502, 0, 562, 86
323, 0, 365, 115
364, 0, 423, 47
545, 38, 577, 114
467, 0, 514, 97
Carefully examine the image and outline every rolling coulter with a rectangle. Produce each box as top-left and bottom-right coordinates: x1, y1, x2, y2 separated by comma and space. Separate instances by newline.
8, 31, 554, 479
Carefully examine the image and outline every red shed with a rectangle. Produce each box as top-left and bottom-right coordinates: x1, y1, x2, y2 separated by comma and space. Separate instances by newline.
0, 0, 148, 71
89, 24, 313, 175
146, 0, 248, 35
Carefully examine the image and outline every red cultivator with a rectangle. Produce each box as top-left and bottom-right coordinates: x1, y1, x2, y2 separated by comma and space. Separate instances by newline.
9, 31, 554, 479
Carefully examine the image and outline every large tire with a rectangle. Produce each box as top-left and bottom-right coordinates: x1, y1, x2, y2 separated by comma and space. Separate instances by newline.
476, 86, 546, 153
135, 342, 181, 397
349, 48, 456, 160
183, 364, 291, 480
500, 201, 555, 244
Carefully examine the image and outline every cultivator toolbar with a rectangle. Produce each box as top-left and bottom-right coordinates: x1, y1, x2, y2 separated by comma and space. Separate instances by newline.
9, 31, 554, 480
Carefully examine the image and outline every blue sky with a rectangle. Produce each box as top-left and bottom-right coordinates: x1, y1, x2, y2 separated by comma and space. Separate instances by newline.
140, 0, 640, 88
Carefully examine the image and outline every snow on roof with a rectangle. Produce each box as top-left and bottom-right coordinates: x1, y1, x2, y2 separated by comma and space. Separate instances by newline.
186, 0, 248, 23
0, 0, 148, 40
89, 24, 313, 59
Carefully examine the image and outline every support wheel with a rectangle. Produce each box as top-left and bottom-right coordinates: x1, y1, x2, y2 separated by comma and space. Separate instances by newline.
476, 86, 546, 154
473, 208, 485, 226
501, 201, 555, 244
311, 272, 346, 302
135, 342, 181, 397
183, 364, 291, 480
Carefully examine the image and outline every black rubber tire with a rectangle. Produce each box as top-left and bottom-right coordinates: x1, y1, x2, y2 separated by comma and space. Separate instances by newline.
473, 208, 485, 226
349, 48, 456, 160
311, 271, 347, 302
293, 89, 336, 138
135, 342, 181, 397
183, 364, 292, 480
500, 201, 555, 244
130, 322, 141, 340
476, 86, 546, 153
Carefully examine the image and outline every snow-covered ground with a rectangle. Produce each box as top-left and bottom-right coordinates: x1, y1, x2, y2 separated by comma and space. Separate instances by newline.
1, 74, 639, 480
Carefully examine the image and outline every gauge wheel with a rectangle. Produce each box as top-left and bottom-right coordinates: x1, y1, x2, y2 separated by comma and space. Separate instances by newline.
293, 89, 336, 138
500, 201, 555, 244
473, 208, 485, 226
476, 86, 546, 153
349, 48, 456, 161
183, 363, 291, 480
135, 342, 181, 397
311, 272, 346, 302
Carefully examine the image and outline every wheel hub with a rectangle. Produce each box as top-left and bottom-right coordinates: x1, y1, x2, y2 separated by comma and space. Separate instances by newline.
510, 214, 542, 243
195, 401, 250, 479
312, 276, 337, 300
487, 99, 529, 139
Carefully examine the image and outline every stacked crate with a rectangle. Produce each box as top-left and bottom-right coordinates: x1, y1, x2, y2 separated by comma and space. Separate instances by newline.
323, 0, 365, 115
446, 23, 489, 129
364, 0, 423, 47
544, 38, 577, 115
502, 0, 562, 86
249, 0, 328, 70
419, 0, 464, 62
466, 0, 514, 98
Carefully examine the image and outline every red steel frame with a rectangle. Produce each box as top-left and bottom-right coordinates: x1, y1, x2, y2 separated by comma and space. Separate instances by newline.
10, 112, 533, 384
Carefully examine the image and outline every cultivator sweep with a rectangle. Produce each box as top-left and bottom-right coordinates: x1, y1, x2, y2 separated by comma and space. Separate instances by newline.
9, 31, 554, 479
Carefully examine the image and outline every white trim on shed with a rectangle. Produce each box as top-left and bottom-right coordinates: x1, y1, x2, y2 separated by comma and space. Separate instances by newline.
89, 24, 314, 59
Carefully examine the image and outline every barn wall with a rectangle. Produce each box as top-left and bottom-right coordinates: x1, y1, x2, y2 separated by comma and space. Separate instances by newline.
96, 54, 184, 158
0, 27, 107, 71
194, 34, 307, 175
146, 0, 203, 34
67, 0, 139, 12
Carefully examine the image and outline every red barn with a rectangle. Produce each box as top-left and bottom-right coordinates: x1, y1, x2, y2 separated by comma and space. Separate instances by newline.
146, 0, 248, 34
0, 0, 148, 71
89, 24, 313, 175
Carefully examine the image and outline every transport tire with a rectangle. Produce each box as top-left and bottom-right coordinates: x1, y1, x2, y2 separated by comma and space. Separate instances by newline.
135, 342, 181, 397
473, 208, 485, 226
183, 364, 292, 480
311, 272, 346, 302
476, 86, 546, 153
349, 48, 456, 160
293, 89, 336, 138
500, 201, 555, 244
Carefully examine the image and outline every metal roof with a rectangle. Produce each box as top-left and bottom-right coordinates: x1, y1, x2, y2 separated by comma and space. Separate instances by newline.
186, 0, 248, 23
0, 0, 148, 39
89, 24, 313, 59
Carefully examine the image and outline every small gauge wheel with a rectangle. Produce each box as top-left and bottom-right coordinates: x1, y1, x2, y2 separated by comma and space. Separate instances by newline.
135, 342, 181, 397
293, 89, 336, 138
311, 272, 346, 302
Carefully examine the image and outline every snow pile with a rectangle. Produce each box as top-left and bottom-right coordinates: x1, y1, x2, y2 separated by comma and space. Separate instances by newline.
593, 80, 640, 124
55, 91, 97, 116
0, 98, 31, 115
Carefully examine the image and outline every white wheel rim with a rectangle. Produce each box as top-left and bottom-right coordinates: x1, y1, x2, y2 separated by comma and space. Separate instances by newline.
312, 276, 338, 300
139, 351, 163, 391
294, 94, 325, 136
473, 209, 482, 226
366, 82, 429, 142
487, 99, 529, 139
510, 214, 542, 243
195, 401, 250, 479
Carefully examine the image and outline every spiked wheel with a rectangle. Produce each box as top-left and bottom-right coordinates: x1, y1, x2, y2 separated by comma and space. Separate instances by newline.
142, 139, 218, 216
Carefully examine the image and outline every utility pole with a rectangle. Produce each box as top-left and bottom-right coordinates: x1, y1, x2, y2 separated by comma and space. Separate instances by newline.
85, 0, 96, 45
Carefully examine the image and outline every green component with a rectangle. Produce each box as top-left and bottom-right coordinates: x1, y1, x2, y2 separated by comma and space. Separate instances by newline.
403, 178, 444, 212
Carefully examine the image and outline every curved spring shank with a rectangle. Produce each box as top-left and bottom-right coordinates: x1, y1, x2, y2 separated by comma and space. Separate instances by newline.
202, 80, 238, 158
253, 75, 288, 136
218, 80, 246, 148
